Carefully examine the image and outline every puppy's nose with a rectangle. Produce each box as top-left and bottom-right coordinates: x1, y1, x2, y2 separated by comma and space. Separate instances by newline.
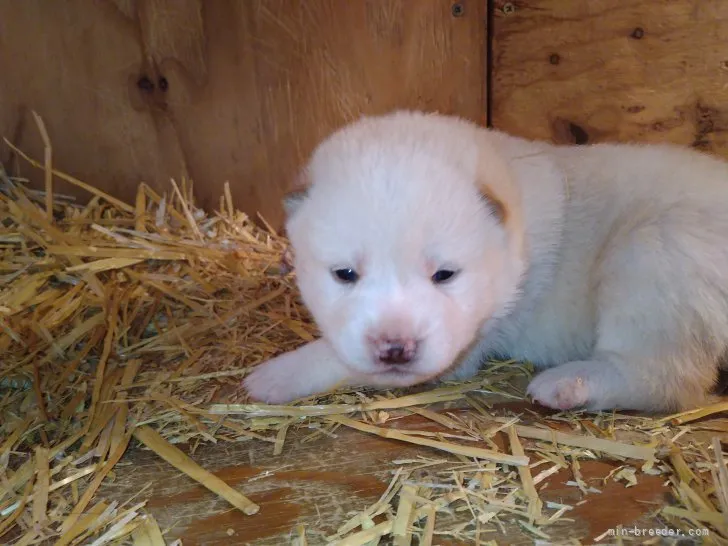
373, 338, 418, 365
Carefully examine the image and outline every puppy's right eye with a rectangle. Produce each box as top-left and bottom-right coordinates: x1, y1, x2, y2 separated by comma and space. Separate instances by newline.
332, 268, 359, 284
432, 269, 459, 284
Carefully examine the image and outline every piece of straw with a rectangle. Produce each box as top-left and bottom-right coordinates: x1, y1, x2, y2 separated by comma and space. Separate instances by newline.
420, 505, 436, 546
507, 426, 542, 524
132, 425, 259, 515
333, 521, 394, 546
59, 432, 133, 537
31, 446, 50, 527
392, 484, 417, 545
30, 111, 53, 222
495, 421, 656, 461
209, 381, 492, 417
4, 138, 135, 213
664, 400, 728, 425
327, 416, 529, 467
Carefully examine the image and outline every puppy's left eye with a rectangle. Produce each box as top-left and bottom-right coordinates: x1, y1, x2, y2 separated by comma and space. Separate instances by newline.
432, 269, 459, 284
332, 268, 360, 284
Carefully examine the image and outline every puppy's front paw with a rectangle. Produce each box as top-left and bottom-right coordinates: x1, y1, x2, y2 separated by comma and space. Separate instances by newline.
527, 365, 591, 411
244, 354, 303, 404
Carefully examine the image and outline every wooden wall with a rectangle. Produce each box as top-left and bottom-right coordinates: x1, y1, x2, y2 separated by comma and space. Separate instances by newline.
0, 0, 487, 229
3, 0, 728, 229
491, 0, 728, 154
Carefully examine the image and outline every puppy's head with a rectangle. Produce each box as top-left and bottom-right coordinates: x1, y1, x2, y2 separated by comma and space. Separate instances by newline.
284, 111, 525, 386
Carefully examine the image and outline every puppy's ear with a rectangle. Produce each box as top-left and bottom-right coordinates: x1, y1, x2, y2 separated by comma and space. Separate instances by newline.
282, 189, 309, 216
282, 168, 311, 217
478, 183, 508, 225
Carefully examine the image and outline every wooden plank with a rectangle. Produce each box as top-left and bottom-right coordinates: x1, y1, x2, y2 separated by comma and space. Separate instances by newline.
0, 0, 487, 229
101, 407, 671, 545
491, 0, 728, 155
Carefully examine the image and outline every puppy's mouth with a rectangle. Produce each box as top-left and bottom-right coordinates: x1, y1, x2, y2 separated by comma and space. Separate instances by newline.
359, 362, 437, 386
375, 365, 419, 376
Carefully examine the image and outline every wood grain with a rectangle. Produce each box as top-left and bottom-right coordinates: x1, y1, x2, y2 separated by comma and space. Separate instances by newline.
0, 0, 487, 228
491, 0, 728, 155
102, 405, 673, 545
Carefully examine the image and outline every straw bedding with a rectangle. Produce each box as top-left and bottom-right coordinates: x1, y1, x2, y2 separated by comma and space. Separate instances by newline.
2, 132, 728, 545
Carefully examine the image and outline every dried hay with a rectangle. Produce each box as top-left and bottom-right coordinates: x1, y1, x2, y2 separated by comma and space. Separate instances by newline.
1, 122, 728, 545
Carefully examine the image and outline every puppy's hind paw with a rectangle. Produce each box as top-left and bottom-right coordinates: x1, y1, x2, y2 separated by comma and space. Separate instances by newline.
527, 364, 592, 411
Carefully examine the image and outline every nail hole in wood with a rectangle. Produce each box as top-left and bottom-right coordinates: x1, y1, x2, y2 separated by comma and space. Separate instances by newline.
569, 122, 589, 145
137, 76, 154, 93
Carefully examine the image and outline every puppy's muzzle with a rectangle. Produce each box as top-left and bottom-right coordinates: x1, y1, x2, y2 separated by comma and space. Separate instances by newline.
370, 337, 419, 365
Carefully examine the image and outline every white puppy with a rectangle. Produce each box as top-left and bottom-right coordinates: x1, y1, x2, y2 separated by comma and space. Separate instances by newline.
244, 110, 728, 412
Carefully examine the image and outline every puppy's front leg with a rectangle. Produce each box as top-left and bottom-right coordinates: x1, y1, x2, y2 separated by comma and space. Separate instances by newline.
441, 343, 486, 382
244, 339, 354, 404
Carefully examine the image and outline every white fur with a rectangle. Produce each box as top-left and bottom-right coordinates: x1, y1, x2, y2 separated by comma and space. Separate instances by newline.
244, 110, 728, 412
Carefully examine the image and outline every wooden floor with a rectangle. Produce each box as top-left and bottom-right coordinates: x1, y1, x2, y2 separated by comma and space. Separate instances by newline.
100, 399, 703, 545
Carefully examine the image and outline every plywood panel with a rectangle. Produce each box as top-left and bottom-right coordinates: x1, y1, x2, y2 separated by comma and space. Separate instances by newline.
0, 0, 487, 229
101, 405, 672, 545
491, 0, 728, 155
